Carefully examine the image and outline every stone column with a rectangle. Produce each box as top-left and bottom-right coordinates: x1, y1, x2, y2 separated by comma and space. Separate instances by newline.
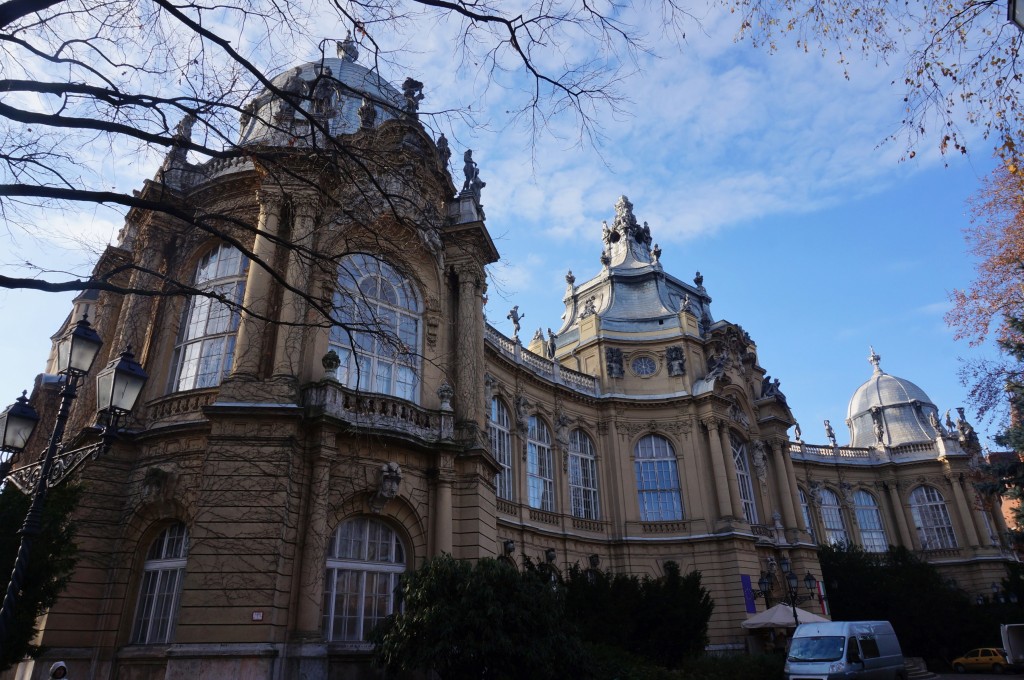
232, 189, 283, 378
273, 193, 319, 379
453, 263, 486, 432
782, 443, 807, 533
434, 452, 454, 555
948, 473, 981, 547
295, 451, 331, 634
718, 425, 746, 520
112, 233, 165, 362
702, 416, 733, 520
770, 438, 798, 530
886, 481, 915, 548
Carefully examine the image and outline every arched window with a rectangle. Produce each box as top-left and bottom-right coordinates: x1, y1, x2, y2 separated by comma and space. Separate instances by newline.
854, 490, 888, 552
569, 429, 600, 520
819, 489, 849, 545
323, 517, 406, 642
330, 254, 421, 402
131, 522, 188, 644
730, 433, 758, 524
527, 416, 554, 511
910, 485, 958, 550
169, 244, 248, 391
799, 488, 816, 542
634, 434, 683, 522
489, 397, 513, 501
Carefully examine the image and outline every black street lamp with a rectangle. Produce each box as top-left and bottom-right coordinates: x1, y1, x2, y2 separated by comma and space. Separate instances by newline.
0, 392, 40, 485
779, 556, 819, 629
0, 316, 148, 649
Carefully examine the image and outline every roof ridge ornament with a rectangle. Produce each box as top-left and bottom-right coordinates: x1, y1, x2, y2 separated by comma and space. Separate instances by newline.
868, 346, 884, 375
603, 195, 653, 267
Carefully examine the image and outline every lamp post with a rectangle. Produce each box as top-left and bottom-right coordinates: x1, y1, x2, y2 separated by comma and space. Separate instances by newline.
0, 391, 40, 486
0, 316, 148, 649
779, 556, 818, 629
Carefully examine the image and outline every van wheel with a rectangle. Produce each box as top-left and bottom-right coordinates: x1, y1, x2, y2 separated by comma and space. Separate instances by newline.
993, 663, 1004, 674
953, 663, 966, 673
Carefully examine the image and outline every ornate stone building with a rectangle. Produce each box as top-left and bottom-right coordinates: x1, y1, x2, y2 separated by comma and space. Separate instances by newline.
5, 40, 1014, 680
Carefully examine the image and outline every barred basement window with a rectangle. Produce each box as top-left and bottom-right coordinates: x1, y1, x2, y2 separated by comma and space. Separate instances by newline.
569, 429, 600, 520
131, 522, 188, 644
799, 488, 816, 542
330, 254, 421, 403
910, 485, 958, 550
323, 517, 406, 642
730, 433, 758, 524
634, 434, 683, 522
819, 488, 849, 545
527, 415, 555, 512
169, 244, 248, 392
854, 490, 888, 552
489, 397, 513, 501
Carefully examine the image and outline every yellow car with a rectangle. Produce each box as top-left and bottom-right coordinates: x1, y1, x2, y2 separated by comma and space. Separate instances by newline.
951, 647, 1014, 674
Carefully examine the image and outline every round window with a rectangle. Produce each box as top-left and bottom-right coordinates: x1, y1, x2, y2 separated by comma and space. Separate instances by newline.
631, 356, 657, 376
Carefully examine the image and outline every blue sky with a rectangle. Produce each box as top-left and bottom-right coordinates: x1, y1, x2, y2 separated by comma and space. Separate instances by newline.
0, 1, 1007, 447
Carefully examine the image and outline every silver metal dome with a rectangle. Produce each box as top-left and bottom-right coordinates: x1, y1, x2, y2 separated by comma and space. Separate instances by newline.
238, 37, 405, 146
846, 348, 941, 447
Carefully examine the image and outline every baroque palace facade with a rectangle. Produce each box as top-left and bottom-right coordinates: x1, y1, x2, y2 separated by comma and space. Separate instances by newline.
5, 38, 1015, 680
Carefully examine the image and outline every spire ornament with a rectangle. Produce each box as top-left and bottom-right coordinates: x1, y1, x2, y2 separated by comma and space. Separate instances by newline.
868, 346, 883, 375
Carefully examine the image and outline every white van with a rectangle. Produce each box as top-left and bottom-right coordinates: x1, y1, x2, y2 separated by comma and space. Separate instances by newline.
784, 620, 906, 680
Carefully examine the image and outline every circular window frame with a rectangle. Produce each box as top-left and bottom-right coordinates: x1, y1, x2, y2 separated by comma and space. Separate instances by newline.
629, 354, 659, 378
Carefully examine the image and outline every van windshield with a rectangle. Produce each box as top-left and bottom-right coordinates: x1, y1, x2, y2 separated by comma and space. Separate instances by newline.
788, 636, 846, 662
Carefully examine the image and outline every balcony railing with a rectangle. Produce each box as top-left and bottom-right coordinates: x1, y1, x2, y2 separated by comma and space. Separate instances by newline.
484, 324, 600, 396
304, 382, 452, 443
146, 388, 217, 423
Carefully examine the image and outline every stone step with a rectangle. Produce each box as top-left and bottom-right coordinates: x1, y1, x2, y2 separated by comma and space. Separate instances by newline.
905, 657, 940, 680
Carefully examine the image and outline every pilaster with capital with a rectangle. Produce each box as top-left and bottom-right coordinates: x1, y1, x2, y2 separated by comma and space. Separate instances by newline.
273, 192, 320, 379
432, 452, 455, 555
295, 452, 331, 634
452, 262, 487, 435
701, 416, 733, 520
782, 441, 807, 534
769, 438, 798, 531
233, 189, 284, 378
111, 231, 166, 360
885, 480, 914, 548
946, 470, 980, 547
718, 423, 745, 520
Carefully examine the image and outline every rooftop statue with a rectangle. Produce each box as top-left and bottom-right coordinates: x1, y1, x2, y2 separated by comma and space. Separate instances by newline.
402, 77, 424, 115
462, 149, 486, 197
358, 97, 376, 129
311, 66, 336, 116
507, 305, 524, 338
436, 133, 451, 168
337, 31, 359, 62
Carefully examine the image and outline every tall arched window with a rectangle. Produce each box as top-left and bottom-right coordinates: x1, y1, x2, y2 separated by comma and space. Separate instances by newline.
489, 397, 513, 501
323, 517, 406, 642
730, 433, 758, 524
131, 522, 188, 644
819, 489, 849, 545
169, 244, 248, 391
799, 488, 816, 542
569, 429, 600, 520
527, 416, 554, 511
910, 485, 958, 550
330, 254, 421, 402
854, 490, 888, 552
634, 434, 683, 521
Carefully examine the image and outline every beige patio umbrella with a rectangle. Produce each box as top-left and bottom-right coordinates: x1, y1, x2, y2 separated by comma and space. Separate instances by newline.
741, 603, 830, 629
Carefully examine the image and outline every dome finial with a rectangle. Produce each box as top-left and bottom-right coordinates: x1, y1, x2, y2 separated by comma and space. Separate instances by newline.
868, 346, 883, 375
